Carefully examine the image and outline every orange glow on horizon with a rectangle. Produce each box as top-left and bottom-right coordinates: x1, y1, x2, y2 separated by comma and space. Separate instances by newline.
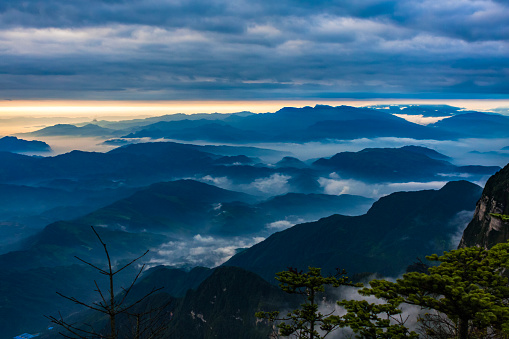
0, 99, 508, 119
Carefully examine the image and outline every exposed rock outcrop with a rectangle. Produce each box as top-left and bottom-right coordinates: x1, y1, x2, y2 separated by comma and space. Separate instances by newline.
459, 163, 509, 248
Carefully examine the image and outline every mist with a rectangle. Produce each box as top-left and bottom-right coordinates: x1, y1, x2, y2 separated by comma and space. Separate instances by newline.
200, 173, 292, 197
448, 210, 476, 248
319, 175, 449, 199
147, 234, 265, 269
257, 137, 509, 167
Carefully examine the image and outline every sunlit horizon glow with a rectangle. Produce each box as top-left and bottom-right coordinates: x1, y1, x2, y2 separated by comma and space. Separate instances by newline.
1, 99, 509, 119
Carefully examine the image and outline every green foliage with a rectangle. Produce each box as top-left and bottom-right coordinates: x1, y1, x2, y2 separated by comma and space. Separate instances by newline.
256, 267, 359, 339
332, 299, 418, 338
362, 242, 509, 339
491, 213, 509, 222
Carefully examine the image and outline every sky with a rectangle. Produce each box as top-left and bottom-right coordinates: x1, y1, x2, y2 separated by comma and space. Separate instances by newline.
1, 0, 509, 101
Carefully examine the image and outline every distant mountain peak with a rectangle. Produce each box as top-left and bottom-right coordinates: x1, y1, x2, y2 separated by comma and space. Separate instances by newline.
29, 123, 120, 137
0, 136, 51, 153
275, 156, 308, 168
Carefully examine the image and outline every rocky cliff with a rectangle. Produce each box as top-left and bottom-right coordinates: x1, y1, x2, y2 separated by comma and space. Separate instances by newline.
459, 163, 509, 248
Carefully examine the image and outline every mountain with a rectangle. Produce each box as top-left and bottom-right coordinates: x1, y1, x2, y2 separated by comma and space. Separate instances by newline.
367, 104, 462, 117
0, 221, 167, 339
0, 136, 51, 153
28, 123, 123, 137
167, 266, 295, 339
275, 156, 308, 168
192, 144, 288, 159
124, 119, 267, 142
78, 180, 255, 235
78, 179, 372, 236
399, 145, 451, 160
430, 112, 509, 138
91, 111, 255, 131
299, 115, 451, 141
208, 192, 373, 237
115, 105, 464, 143
38, 266, 294, 339
224, 180, 482, 282
0, 264, 103, 338
313, 146, 499, 182
0, 221, 168, 271
0, 183, 139, 221
257, 193, 373, 219
0, 184, 75, 218
0, 142, 218, 186
134, 266, 214, 298
459, 163, 509, 248
226, 104, 459, 140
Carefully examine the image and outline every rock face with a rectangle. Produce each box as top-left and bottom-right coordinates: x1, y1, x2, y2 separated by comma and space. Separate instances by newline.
459, 163, 509, 248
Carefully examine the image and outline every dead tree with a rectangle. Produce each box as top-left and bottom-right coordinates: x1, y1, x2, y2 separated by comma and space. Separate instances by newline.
47, 226, 171, 339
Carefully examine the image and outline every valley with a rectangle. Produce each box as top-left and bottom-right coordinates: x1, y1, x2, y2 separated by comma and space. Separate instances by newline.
0, 104, 507, 338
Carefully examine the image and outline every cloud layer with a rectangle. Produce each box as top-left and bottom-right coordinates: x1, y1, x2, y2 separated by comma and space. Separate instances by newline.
1, 0, 509, 99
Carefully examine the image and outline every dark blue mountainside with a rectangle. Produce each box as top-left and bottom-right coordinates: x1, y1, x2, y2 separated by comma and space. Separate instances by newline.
0, 142, 217, 185
313, 146, 499, 182
0, 136, 51, 153
224, 180, 482, 282
123, 105, 461, 142
27, 105, 509, 144
33, 179, 484, 339
0, 141, 497, 194
28, 123, 123, 137
37, 266, 294, 339
49, 180, 371, 239
0, 178, 373, 337
430, 112, 509, 138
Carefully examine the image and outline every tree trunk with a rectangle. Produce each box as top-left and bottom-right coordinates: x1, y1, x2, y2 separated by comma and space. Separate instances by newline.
458, 317, 468, 339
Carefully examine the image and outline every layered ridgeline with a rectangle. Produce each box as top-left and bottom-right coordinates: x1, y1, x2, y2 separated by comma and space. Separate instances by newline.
312, 145, 499, 182
224, 180, 482, 282
0, 179, 371, 337
459, 163, 509, 248
0, 141, 498, 190
0, 179, 372, 271
27, 123, 123, 138
25, 105, 509, 143
37, 180, 483, 339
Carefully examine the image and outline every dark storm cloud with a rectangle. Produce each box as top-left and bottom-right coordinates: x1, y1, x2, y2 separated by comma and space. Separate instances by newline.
0, 0, 508, 99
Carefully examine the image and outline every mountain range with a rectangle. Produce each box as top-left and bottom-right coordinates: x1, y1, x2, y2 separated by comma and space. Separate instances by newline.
33, 175, 492, 339
224, 180, 482, 281
1, 104, 507, 338
24, 105, 509, 143
313, 145, 499, 182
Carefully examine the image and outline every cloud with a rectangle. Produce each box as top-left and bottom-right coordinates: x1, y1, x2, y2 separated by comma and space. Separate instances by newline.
392, 114, 449, 125
149, 235, 265, 268
448, 210, 475, 248
250, 173, 291, 195
1, 0, 509, 99
318, 175, 448, 199
200, 173, 291, 196
260, 137, 509, 167
266, 219, 297, 230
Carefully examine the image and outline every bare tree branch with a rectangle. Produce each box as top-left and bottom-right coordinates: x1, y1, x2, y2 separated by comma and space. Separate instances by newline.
48, 226, 171, 339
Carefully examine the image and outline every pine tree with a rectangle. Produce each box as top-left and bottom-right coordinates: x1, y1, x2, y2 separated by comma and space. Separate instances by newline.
256, 267, 359, 339
363, 241, 509, 339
